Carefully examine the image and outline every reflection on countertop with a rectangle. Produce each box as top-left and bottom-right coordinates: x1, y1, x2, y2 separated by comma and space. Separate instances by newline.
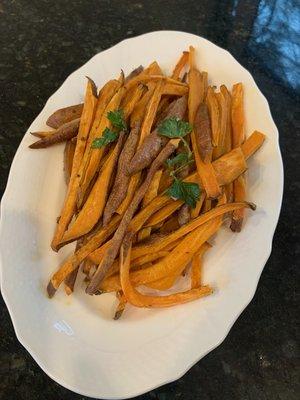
249, 0, 300, 91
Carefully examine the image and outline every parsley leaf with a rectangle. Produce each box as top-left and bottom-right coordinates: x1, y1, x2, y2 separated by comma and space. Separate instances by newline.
166, 153, 190, 169
107, 109, 127, 132
92, 128, 118, 149
167, 178, 200, 208
158, 117, 192, 139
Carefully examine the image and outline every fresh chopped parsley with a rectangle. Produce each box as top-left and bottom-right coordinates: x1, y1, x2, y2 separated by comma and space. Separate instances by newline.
107, 109, 127, 132
91, 128, 118, 148
167, 178, 200, 208
166, 153, 190, 169
92, 108, 127, 149
158, 117, 192, 139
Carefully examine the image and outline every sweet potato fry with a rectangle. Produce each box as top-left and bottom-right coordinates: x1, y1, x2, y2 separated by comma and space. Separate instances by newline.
29, 118, 80, 149
241, 131, 265, 159
191, 242, 211, 289
213, 147, 247, 186
172, 51, 189, 80
129, 195, 171, 233
219, 85, 233, 204
231, 83, 244, 148
231, 176, 246, 231
86, 138, 181, 294
63, 140, 76, 185
115, 173, 141, 216
124, 61, 161, 108
103, 123, 140, 226
158, 169, 173, 193
177, 204, 190, 226
86, 80, 121, 149
64, 239, 84, 295
63, 145, 83, 293
221, 85, 232, 153
51, 79, 98, 251
137, 80, 165, 145
212, 90, 230, 160
47, 215, 121, 297
120, 242, 213, 308
64, 266, 79, 295
206, 86, 220, 147
194, 103, 213, 163
46, 103, 83, 129
123, 84, 145, 119
82, 258, 97, 279
190, 192, 206, 218
230, 83, 246, 231
162, 83, 189, 96
30, 131, 55, 139
124, 65, 144, 83
138, 169, 163, 241
144, 199, 182, 227
202, 72, 208, 101
61, 133, 124, 244
114, 292, 127, 320
124, 74, 187, 92
131, 251, 169, 268
159, 216, 180, 233
188, 46, 221, 199
128, 95, 187, 175
130, 84, 156, 127
77, 86, 125, 206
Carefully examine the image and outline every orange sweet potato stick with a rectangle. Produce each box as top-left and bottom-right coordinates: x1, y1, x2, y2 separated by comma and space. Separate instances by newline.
61, 133, 125, 244
138, 169, 163, 241
231, 83, 246, 232
188, 46, 221, 199
172, 51, 189, 80
46, 103, 83, 129
77, 85, 125, 207
120, 240, 213, 308
51, 78, 98, 251
191, 242, 211, 289
206, 86, 220, 147
241, 130, 265, 159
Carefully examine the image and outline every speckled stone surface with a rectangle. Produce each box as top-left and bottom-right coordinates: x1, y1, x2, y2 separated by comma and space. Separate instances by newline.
0, 0, 299, 399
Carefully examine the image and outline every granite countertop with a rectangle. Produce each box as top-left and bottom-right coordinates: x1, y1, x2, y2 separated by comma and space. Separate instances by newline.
0, 0, 299, 399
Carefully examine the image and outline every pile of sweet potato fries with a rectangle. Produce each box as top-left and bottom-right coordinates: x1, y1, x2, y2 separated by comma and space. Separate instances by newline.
30, 47, 265, 318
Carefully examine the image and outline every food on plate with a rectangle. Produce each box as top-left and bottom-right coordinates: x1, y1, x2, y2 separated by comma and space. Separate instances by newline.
29, 118, 80, 149
30, 47, 266, 318
46, 103, 84, 129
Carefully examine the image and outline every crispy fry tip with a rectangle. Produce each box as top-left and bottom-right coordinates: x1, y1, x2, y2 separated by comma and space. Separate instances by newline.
47, 281, 56, 298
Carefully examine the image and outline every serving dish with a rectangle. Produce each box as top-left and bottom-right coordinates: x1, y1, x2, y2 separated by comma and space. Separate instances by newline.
0, 31, 283, 399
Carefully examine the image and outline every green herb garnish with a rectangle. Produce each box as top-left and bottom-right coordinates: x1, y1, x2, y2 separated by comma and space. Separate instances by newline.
92, 109, 127, 149
166, 153, 190, 169
107, 109, 127, 132
158, 117, 192, 139
167, 178, 200, 208
92, 128, 118, 148
159, 117, 199, 207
